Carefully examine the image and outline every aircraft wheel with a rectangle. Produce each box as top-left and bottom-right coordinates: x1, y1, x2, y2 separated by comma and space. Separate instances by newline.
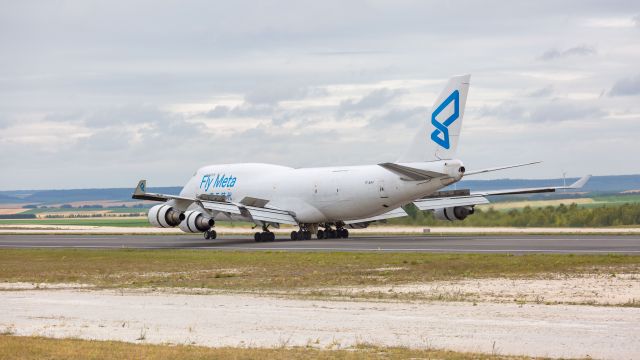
261, 231, 274, 242
330, 230, 337, 238
290, 231, 298, 241
304, 231, 311, 240
317, 230, 324, 239
203, 231, 210, 240
254, 232, 262, 242
342, 229, 349, 238
209, 230, 217, 240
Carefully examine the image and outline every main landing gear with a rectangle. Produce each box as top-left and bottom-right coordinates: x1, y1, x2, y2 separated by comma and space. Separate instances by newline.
254, 225, 275, 242
290, 229, 311, 241
317, 226, 348, 239
203, 229, 217, 240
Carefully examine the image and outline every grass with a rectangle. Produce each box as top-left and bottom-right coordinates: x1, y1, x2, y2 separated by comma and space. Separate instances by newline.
0, 335, 557, 360
1, 249, 638, 292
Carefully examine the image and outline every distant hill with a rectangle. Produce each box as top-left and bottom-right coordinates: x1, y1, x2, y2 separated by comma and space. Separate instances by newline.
0, 187, 181, 205
0, 174, 638, 204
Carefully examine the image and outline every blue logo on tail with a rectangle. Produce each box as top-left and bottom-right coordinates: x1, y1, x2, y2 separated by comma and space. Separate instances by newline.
430, 90, 460, 149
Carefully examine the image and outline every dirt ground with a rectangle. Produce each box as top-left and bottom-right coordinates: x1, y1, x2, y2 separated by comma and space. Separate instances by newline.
319, 273, 640, 305
1, 279, 639, 359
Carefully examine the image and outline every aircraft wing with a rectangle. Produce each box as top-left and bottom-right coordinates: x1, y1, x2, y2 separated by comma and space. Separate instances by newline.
412, 175, 591, 210
131, 180, 194, 202
344, 207, 409, 227
132, 180, 298, 226
413, 194, 489, 211
470, 174, 591, 196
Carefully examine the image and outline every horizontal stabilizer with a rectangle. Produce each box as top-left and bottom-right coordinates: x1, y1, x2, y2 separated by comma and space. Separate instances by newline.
379, 163, 447, 181
465, 161, 541, 176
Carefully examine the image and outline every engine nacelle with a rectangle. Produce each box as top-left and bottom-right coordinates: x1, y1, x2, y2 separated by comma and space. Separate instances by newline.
148, 204, 185, 228
178, 211, 215, 233
434, 206, 474, 221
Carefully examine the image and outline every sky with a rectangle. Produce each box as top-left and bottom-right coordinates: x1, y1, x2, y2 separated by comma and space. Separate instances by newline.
1, 0, 639, 190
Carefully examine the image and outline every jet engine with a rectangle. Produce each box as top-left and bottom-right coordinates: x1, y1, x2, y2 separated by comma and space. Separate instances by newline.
434, 206, 474, 221
178, 211, 215, 233
148, 204, 185, 228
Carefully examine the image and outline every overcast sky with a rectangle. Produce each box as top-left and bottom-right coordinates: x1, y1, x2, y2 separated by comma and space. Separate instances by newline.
1, 0, 639, 190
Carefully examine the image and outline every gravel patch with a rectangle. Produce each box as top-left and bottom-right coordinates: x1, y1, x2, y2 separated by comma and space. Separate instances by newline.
1, 288, 639, 359
322, 274, 640, 305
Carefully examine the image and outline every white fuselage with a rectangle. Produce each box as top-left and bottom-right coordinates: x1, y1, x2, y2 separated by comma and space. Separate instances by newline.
178, 160, 464, 224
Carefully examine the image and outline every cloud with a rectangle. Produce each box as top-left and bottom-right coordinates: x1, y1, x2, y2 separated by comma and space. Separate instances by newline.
368, 107, 427, 128
479, 101, 527, 120
480, 99, 604, 123
338, 88, 402, 115
528, 101, 604, 122
201, 103, 276, 118
244, 86, 326, 105
1, 1, 640, 188
635, 14, 640, 27
538, 45, 596, 61
526, 85, 554, 98
609, 75, 640, 96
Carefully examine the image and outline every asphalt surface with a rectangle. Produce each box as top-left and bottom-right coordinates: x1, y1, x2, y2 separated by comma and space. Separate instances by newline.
1, 234, 640, 253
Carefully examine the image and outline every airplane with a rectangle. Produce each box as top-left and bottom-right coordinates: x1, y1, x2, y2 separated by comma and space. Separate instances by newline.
132, 74, 591, 242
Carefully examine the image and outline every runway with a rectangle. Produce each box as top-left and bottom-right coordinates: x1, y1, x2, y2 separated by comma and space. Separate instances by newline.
1, 234, 640, 253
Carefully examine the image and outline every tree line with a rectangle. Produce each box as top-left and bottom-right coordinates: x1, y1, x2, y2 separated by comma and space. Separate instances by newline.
391, 203, 640, 227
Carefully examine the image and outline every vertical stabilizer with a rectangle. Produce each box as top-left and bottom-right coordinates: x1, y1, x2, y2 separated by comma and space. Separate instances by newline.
397, 74, 470, 162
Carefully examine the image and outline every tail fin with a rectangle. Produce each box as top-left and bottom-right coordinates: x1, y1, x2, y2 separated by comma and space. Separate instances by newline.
397, 74, 470, 162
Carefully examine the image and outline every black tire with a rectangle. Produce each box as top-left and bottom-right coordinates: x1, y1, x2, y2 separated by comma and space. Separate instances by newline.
203, 231, 210, 240
290, 231, 298, 241
210, 230, 217, 240
317, 230, 324, 239
254, 232, 262, 242
305, 231, 311, 240
342, 229, 349, 238
330, 230, 337, 238
268, 232, 275, 242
